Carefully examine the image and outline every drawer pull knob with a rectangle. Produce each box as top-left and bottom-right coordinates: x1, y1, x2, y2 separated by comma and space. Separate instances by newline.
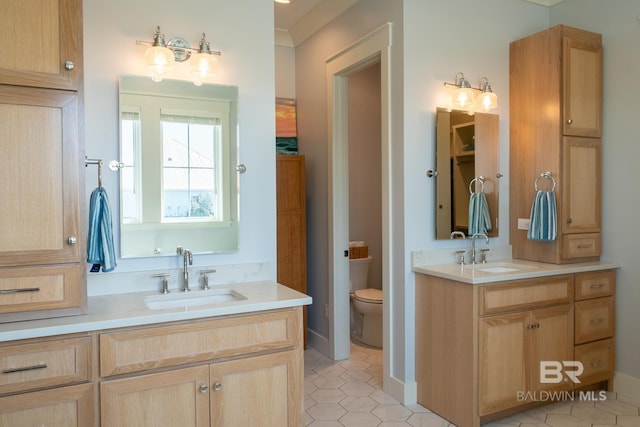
590, 318, 604, 324
214, 382, 222, 391
199, 384, 209, 394
526, 322, 540, 330
0, 287, 40, 295
577, 244, 592, 249
68, 236, 77, 245
2, 363, 47, 374
65, 60, 75, 70
590, 283, 605, 289
590, 359, 605, 367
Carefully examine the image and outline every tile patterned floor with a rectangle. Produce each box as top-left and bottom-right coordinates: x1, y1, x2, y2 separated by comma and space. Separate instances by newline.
304, 342, 640, 427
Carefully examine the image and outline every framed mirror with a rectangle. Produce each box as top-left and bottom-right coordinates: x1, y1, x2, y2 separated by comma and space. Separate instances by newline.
118, 75, 239, 257
434, 108, 499, 240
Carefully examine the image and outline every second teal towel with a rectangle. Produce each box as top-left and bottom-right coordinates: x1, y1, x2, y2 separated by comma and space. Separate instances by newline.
527, 190, 557, 241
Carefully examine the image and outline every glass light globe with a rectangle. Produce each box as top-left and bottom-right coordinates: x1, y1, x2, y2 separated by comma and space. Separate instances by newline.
145, 46, 175, 82
191, 53, 219, 86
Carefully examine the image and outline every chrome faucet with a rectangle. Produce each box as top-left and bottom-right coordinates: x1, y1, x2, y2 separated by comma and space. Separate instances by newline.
177, 247, 193, 292
470, 233, 489, 264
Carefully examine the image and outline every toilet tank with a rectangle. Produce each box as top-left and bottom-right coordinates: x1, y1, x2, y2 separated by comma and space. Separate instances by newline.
349, 256, 372, 291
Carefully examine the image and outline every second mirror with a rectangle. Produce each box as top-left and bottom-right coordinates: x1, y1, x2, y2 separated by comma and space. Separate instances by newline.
434, 108, 499, 240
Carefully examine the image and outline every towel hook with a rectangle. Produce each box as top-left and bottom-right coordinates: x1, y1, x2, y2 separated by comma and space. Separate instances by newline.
534, 171, 556, 192
469, 176, 485, 194
85, 157, 104, 188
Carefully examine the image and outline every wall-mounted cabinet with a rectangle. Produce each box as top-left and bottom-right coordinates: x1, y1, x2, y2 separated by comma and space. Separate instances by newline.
0, 0, 83, 91
510, 25, 602, 264
0, 0, 85, 322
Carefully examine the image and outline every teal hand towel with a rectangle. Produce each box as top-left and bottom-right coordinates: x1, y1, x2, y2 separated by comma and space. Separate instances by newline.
527, 190, 557, 241
87, 187, 116, 272
468, 192, 492, 235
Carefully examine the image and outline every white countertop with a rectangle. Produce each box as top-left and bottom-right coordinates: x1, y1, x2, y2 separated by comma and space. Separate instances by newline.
0, 281, 312, 342
413, 259, 620, 285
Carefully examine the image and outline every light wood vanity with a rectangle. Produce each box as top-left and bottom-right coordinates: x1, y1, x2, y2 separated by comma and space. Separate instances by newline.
0, 283, 309, 427
415, 266, 616, 427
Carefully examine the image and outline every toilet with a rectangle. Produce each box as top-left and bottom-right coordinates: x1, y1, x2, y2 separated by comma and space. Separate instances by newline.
349, 255, 383, 348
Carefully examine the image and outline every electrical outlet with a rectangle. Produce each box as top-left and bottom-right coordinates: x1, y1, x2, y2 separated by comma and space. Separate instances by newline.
324, 304, 329, 318
518, 218, 530, 230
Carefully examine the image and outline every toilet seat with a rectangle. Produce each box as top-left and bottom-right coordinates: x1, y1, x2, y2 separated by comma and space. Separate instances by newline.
354, 288, 382, 304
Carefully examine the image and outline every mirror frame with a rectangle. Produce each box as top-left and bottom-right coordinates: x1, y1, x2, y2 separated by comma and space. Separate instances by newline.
434, 107, 499, 239
118, 75, 239, 257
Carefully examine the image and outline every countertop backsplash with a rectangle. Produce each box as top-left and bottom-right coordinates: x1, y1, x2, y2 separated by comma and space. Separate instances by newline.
87, 261, 271, 297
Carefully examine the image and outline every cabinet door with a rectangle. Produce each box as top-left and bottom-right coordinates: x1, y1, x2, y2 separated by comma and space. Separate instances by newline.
0, 85, 80, 267
210, 349, 303, 427
479, 311, 529, 415
0, 382, 94, 427
562, 137, 601, 235
0, 0, 82, 90
101, 365, 210, 427
528, 304, 574, 392
562, 37, 602, 137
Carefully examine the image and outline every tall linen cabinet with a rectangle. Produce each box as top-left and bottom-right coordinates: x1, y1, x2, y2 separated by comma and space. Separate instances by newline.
510, 25, 602, 264
0, 0, 86, 322
276, 155, 307, 346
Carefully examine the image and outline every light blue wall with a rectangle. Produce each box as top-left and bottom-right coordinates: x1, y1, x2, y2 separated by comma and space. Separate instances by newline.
83, 0, 277, 278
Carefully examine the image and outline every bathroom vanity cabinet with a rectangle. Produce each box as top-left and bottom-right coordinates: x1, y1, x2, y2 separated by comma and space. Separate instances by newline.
0, 335, 95, 426
99, 308, 303, 427
510, 25, 602, 264
415, 269, 616, 427
0, 0, 86, 322
0, 306, 304, 427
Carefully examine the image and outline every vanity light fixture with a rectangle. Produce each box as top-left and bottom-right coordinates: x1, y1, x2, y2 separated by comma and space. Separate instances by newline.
191, 33, 219, 86
137, 26, 222, 85
443, 73, 498, 111
477, 77, 498, 111
444, 72, 476, 109
274, 0, 293, 3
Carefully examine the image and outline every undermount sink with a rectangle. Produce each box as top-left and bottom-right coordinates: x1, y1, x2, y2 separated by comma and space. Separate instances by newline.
145, 288, 247, 311
464, 262, 539, 274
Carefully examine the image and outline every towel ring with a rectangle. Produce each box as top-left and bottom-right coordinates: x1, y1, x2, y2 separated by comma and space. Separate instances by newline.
469, 176, 485, 194
534, 171, 556, 192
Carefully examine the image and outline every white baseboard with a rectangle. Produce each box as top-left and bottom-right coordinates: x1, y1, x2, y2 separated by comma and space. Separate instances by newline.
307, 328, 330, 357
614, 371, 640, 399
384, 375, 417, 405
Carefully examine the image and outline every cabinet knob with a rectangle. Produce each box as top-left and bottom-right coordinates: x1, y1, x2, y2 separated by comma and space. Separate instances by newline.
199, 384, 209, 394
64, 60, 75, 70
567, 119, 573, 124
214, 382, 222, 391
67, 236, 77, 245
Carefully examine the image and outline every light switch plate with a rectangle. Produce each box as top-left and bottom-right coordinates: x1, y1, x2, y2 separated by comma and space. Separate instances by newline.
518, 218, 530, 230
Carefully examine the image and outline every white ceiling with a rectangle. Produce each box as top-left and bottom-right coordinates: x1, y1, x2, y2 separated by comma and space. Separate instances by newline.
274, 0, 565, 46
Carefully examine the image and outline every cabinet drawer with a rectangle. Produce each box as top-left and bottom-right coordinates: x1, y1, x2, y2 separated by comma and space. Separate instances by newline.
562, 233, 600, 259
575, 338, 614, 385
0, 336, 92, 395
100, 308, 301, 377
575, 296, 614, 344
0, 382, 94, 426
479, 276, 573, 315
0, 265, 83, 318
575, 270, 615, 301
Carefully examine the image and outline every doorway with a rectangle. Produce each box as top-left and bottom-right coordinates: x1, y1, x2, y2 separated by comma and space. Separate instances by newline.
325, 23, 392, 390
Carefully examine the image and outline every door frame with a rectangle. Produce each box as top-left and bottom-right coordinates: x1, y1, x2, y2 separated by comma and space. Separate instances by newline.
324, 22, 392, 380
